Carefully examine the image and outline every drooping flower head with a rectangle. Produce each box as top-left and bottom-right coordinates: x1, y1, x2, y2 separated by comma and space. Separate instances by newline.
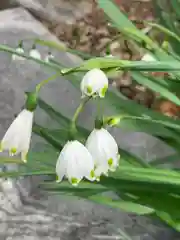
0, 109, 33, 162
80, 68, 108, 98
86, 127, 120, 180
0, 92, 37, 162
12, 41, 25, 61
56, 140, 96, 186
29, 44, 41, 60
45, 51, 54, 63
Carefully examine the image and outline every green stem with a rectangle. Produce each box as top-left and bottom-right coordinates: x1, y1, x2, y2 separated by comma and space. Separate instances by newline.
70, 97, 91, 136
35, 73, 61, 93
104, 114, 180, 130
146, 21, 180, 44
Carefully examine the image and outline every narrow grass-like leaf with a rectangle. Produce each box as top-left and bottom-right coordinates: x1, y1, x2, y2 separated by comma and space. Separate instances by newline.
88, 195, 155, 215
132, 72, 180, 106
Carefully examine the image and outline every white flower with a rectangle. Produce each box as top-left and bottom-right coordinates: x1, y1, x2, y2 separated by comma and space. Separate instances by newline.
80, 68, 108, 98
0, 109, 34, 162
45, 52, 54, 62
86, 128, 120, 179
12, 47, 25, 61
141, 53, 156, 62
29, 48, 41, 60
56, 140, 95, 186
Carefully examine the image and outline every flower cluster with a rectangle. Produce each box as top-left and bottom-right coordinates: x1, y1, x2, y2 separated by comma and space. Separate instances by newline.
0, 67, 120, 186
56, 69, 120, 186
12, 42, 54, 62
56, 127, 119, 185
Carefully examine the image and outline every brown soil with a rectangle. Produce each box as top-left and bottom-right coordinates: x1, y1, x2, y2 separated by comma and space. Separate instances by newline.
41, 0, 180, 118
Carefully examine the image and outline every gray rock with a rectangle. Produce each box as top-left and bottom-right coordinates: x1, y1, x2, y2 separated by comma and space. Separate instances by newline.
0, 7, 178, 240
9, 0, 92, 24
0, 0, 17, 10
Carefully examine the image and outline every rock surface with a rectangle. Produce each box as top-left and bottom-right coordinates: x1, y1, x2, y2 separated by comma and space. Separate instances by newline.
8, 0, 92, 24
0, 7, 179, 240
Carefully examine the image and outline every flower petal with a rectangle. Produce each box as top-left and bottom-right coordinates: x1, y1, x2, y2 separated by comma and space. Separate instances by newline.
12, 48, 25, 61
1, 109, 33, 160
55, 143, 70, 182
80, 68, 108, 97
29, 49, 41, 59
86, 128, 119, 176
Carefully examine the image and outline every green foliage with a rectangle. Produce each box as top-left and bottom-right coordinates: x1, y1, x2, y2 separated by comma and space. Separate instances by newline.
1, 0, 180, 233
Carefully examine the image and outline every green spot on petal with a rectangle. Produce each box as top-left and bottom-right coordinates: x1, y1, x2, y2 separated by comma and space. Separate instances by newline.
56, 175, 61, 183
71, 178, 79, 186
108, 158, 113, 167
87, 86, 92, 94
90, 170, 95, 178
11, 148, 17, 154
100, 84, 108, 97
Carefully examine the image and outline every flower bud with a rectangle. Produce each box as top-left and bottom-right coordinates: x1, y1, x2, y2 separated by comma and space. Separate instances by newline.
25, 92, 38, 112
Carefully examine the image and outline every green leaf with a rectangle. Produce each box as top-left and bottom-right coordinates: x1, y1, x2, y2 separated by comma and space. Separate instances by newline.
33, 124, 67, 149
35, 38, 95, 60
146, 21, 180, 44
98, 0, 136, 30
27, 145, 58, 170
106, 91, 180, 142
132, 72, 180, 106
171, 0, 180, 18
62, 58, 180, 74
113, 166, 180, 186
117, 117, 180, 140
151, 153, 180, 166
38, 98, 70, 127
89, 195, 155, 215
0, 156, 23, 164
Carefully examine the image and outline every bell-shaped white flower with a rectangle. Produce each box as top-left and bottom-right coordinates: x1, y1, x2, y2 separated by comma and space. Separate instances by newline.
86, 128, 120, 179
141, 53, 156, 62
56, 140, 95, 186
80, 68, 108, 98
0, 109, 34, 162
29, 46, 41, 60
12, 47, 25, 61
45, 52, 54, 62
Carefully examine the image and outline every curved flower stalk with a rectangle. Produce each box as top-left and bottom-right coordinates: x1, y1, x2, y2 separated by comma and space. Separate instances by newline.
80, 68, 108, 98
56, 140, 96, 186
86, 127, 120, 180
0, 92, 37, 162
